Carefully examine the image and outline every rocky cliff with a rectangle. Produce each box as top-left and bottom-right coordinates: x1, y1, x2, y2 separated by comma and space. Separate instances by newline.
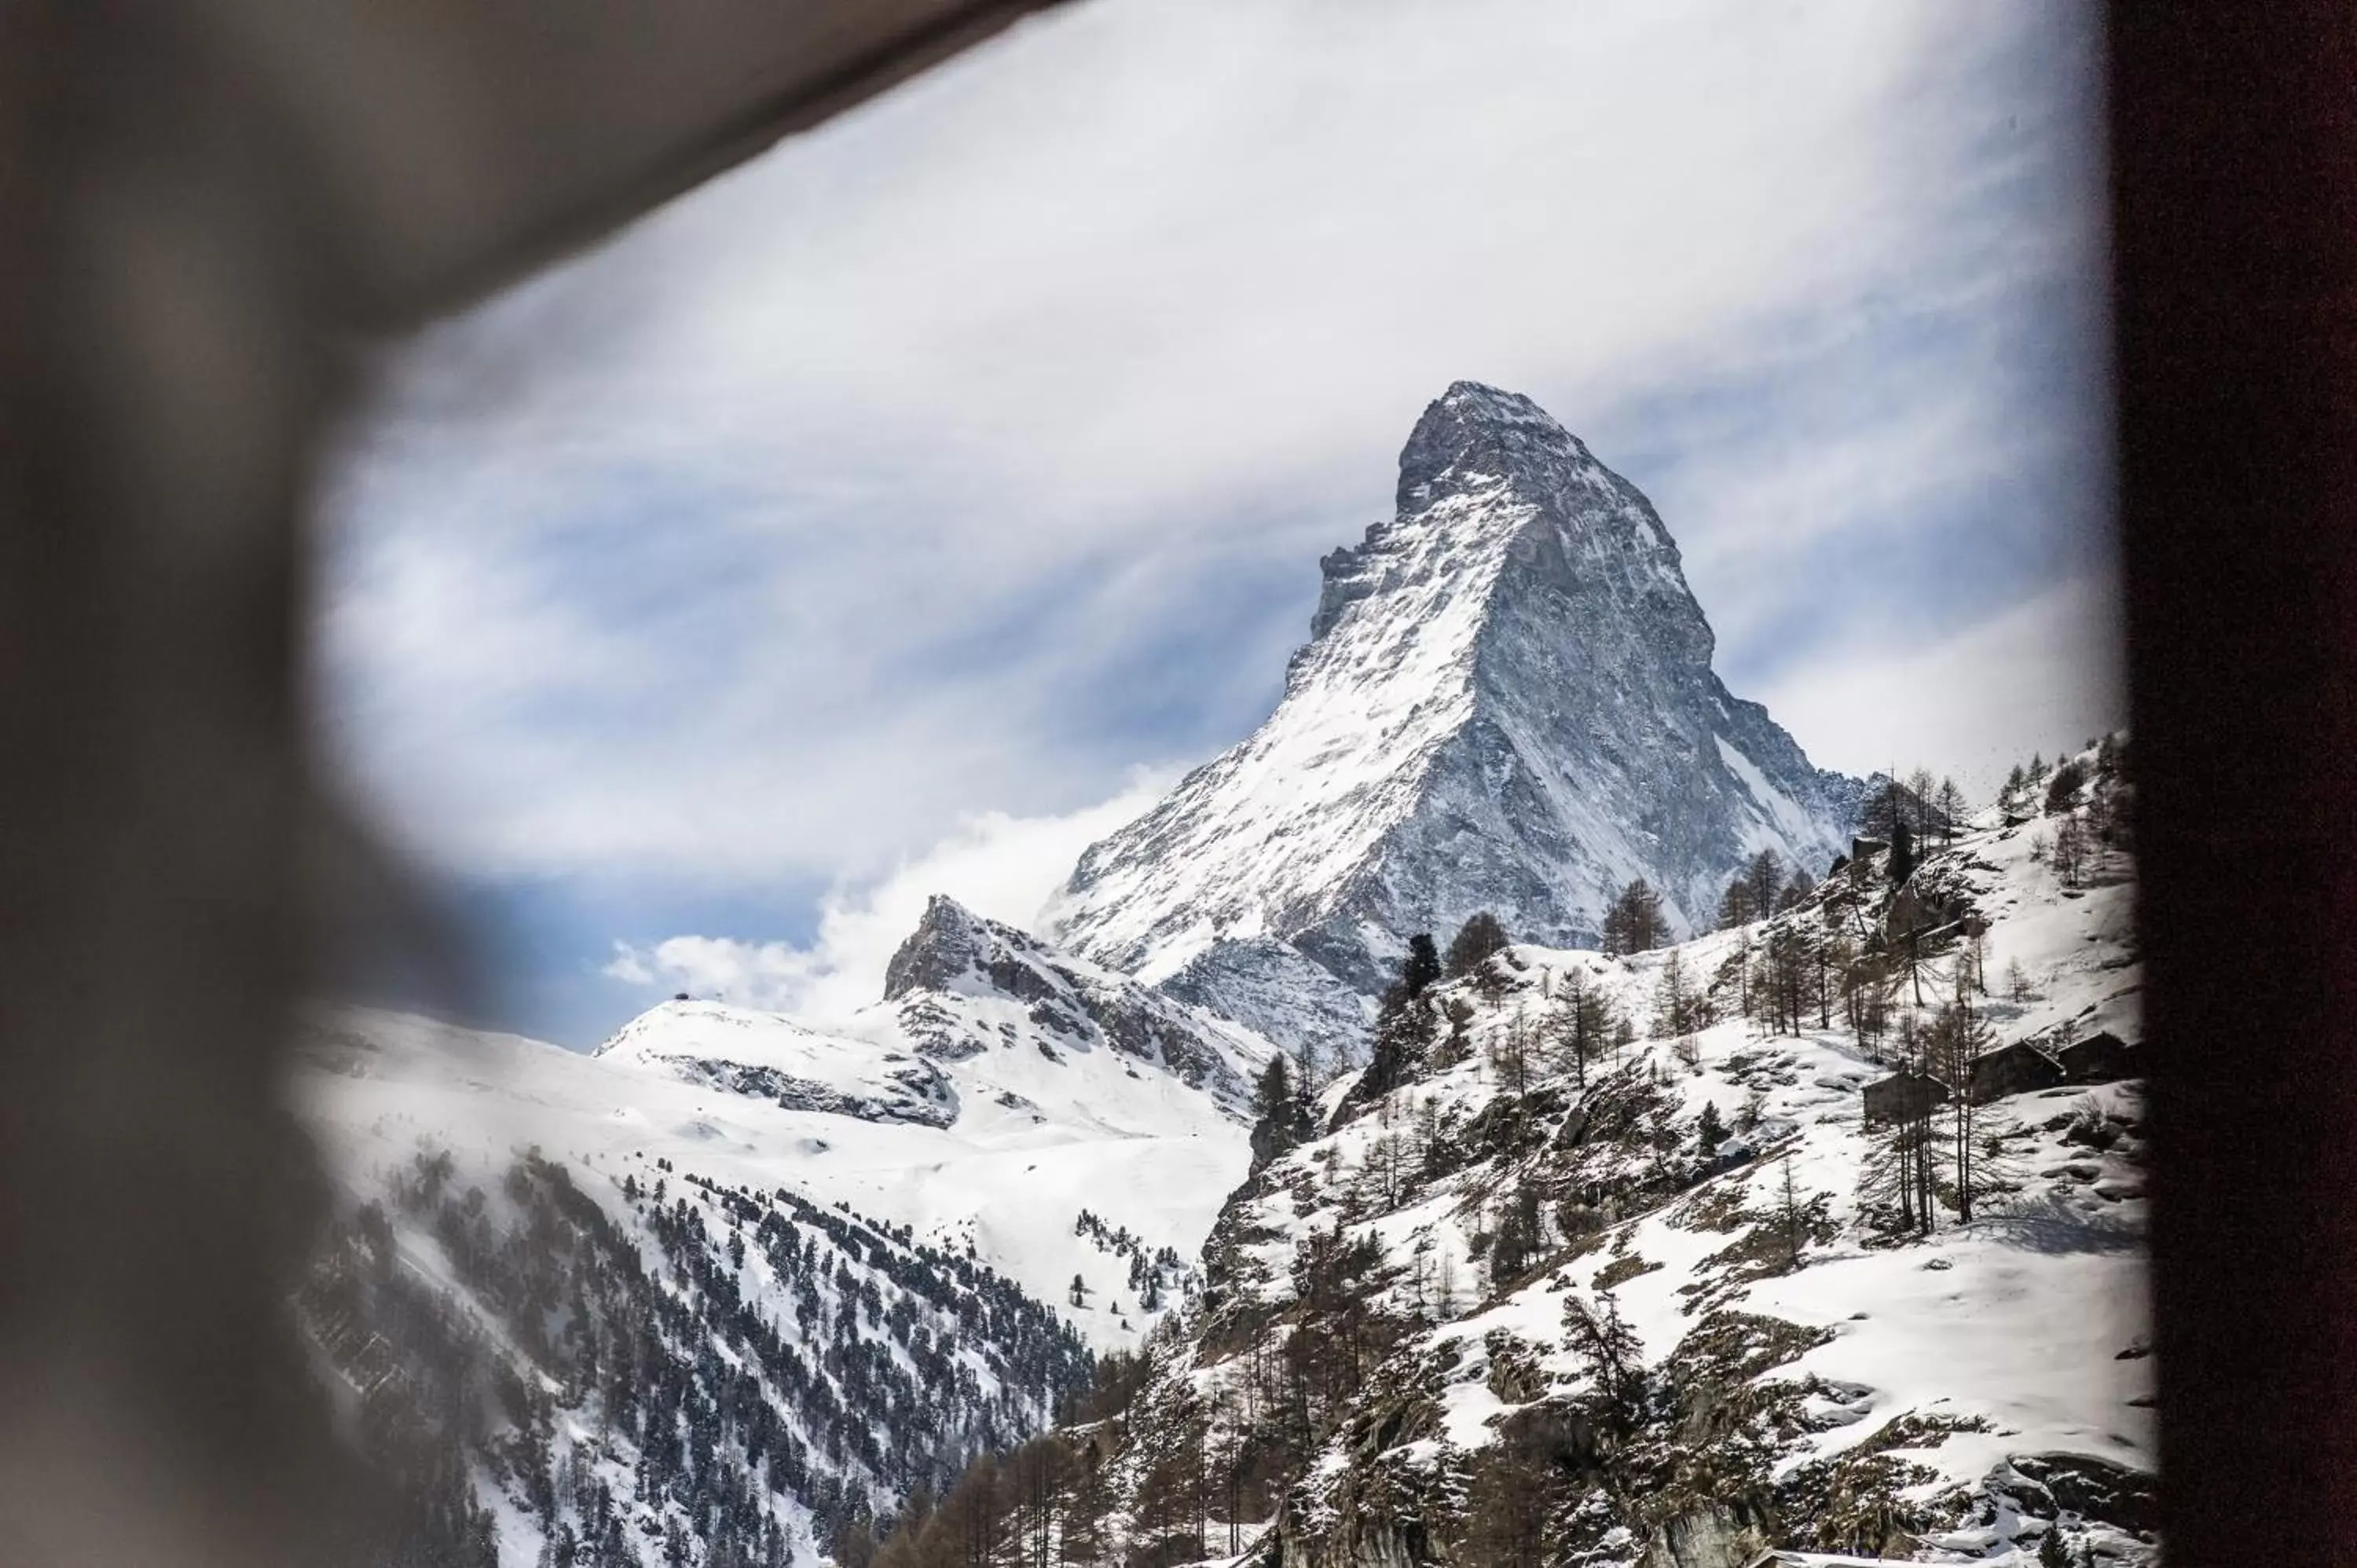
1047, 383, 1864, 1006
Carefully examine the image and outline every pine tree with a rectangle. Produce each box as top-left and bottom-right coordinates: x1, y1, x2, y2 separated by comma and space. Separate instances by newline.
1562, 1292, 1644, 1438
1354, 984, 1437, 1108
1252, 1054, 1296, 1122
2045, 757, 2089, 815
1695, 1101, 1727, 1155
1401, 932, 1442, 997
1860, 777, 1910, 840
1444, 911, 1512, 977
1488, 1181, 1544, 1285
1888, 816, 1916, 887
1936, 776, 1968, 844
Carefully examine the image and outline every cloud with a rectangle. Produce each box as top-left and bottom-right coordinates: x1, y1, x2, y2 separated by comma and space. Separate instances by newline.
321, 0, 2106, 882
1752, 573, 2125, 797
317, 0, 2114, 1040
602, 775, 1169, 1020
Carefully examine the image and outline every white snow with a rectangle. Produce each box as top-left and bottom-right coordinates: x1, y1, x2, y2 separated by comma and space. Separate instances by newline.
299, 993, 1255, 1350
1177, 785, 2149, 1555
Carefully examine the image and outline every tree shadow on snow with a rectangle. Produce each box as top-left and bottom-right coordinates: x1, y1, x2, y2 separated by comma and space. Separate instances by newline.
1976, 1190, 2144, 1256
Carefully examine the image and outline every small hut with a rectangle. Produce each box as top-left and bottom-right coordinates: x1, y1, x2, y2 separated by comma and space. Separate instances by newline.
1967, 1041, 2066, 1105
2058, 1030, 2137, 1085
1863, 1069, 1950, 1127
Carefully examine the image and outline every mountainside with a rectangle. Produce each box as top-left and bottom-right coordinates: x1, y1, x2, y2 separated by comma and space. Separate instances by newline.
883, 742, 2150, 1568
295, 373, 2137, 1568
1047, 383, 1864, 1003
292, 901, 1279, 1565
874, 895, 1271, 1113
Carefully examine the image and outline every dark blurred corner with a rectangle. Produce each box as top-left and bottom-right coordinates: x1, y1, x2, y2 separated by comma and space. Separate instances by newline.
0, 2, 1058, 1562
2113, 6, 2357, 1566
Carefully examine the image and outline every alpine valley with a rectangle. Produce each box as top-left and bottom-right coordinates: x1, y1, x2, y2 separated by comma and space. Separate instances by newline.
297, 386, 2150, 1568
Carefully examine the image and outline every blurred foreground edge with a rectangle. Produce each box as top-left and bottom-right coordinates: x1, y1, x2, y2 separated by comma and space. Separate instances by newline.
0, 0, 2348, 1564
0, 2, 1061, 1564
2113, 5, 2357, 1565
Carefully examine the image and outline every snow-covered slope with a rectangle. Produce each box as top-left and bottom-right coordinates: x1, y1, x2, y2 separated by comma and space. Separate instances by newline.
303, 995, 1248, 1357
1018, 750, 2150, 1567
874, 894, 1273, 1112
1047, 382, 1864, 1004
596, 1001, 964, 1127
292, 900, 1283, 1565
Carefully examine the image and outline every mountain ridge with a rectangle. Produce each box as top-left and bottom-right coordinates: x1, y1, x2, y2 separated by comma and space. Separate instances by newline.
874, 740, 2152, 1568
1047, 382, 1864, 1006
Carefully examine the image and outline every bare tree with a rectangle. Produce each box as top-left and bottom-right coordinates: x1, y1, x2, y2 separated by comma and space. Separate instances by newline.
1923, 969, 1996, 1223
1601, 878, 1666, 955
1655, 950, 1704, 1066
1777, 1152, 1806, 1271
1906, 767, 1939, 837
2052, 814, 2093, 890
1746, 849, 1785, 923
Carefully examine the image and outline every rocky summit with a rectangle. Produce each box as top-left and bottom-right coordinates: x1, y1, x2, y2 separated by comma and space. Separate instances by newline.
1047, 382, 1865, 1002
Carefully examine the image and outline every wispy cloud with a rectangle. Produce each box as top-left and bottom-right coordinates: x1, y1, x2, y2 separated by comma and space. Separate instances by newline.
320, 0, 2113, 1039
1753, 573, 2124, 794
603, 777, 1171, 1022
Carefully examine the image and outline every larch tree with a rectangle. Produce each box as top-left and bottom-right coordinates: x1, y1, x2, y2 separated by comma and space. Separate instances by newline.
1656, 949, 1704, 1066
1906, 768, 1938, 837
1777, 1151, 1806, 1271
1717, 876, 1758, 931
1923, 969, 1995, 1223
1601, 878, 1665, 955
1547, 969, 1614, 1089
1745, 849, 1785, 924
1935, 776, 1968, 844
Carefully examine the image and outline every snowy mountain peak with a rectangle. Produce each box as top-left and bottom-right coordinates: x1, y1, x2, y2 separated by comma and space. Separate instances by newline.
883, 892, 1062, 1005
1049, 383, 1863, 1008
1395, 379, 1597, 511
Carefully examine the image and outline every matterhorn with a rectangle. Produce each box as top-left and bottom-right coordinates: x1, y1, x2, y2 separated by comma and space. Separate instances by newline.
1047, 382, 1864, 1019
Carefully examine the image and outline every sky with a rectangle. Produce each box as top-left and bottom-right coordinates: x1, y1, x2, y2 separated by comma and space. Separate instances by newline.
320, 0, 2117, 1048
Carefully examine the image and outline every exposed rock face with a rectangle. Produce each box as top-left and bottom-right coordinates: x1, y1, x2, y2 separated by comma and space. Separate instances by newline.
1047, 382, 1864, 998
882, 894, 1268, 1111
657, 1051, 959, 1126
1159, 936, 1374, 1073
